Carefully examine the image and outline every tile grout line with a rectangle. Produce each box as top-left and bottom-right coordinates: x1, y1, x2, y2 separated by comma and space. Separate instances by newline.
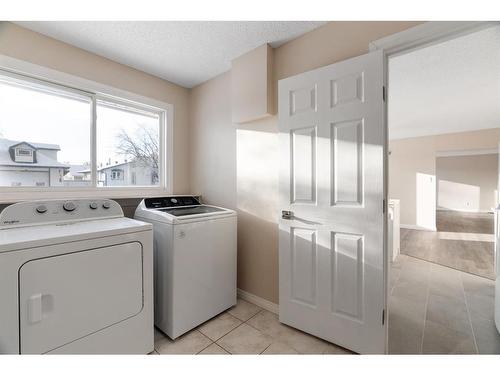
210, 318, 245, 352
419, 266, 431, 354
259, 342, 273, 355
390, 256, 405, 295
227, 306, 263, 323
213, 308, 270, 354
460, 273, 479, 354
195, 303, 264, 354
213, 342, 230, 354
162, 303, 269, 355
196, 329, 216, 343
193, 331, 216, 355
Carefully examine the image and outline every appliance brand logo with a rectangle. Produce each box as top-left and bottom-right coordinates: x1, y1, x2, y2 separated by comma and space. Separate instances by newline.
3, 220, 20, 225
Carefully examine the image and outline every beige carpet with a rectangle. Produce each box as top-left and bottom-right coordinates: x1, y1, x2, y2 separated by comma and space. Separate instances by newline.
400, 211, 494, 279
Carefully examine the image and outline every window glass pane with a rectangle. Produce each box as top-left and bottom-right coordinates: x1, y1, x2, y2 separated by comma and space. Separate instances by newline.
0, 75, 92, 187
96, 100, 160, 187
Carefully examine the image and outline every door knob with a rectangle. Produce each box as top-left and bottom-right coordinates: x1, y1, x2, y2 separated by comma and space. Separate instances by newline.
282, 210, 294, 220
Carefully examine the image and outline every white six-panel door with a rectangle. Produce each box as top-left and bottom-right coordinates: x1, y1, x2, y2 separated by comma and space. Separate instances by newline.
495, 143, 500, 333
278, 50, 386, 354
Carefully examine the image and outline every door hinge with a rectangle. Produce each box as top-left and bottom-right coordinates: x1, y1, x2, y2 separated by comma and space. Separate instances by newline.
383, 199, 386, 214
382, 86, 386, 102
382, 309, 386, 325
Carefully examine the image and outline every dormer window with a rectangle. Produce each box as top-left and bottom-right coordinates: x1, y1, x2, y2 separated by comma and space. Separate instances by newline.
14, 147, 34, 163
16, 148, 32, 157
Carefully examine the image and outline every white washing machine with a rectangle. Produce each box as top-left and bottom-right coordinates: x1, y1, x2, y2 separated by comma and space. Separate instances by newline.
0, 199, 154, 354
134, 196, 237, 339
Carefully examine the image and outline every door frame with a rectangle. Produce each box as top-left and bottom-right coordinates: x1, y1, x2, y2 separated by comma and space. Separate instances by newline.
370, 20, 499, 352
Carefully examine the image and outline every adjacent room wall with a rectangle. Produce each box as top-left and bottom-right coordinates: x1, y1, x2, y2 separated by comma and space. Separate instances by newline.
436, 154, 497, 212
389, 128, 500, 227
189, 21, 422, 304
0, 22, 191, 193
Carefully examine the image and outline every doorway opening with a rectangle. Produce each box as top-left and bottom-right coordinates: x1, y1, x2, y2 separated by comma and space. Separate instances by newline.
386, 24, 500, 354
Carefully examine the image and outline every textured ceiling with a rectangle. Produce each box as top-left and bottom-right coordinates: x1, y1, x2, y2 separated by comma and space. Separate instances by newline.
389, 25, 500, 140
15, 21, 327, 88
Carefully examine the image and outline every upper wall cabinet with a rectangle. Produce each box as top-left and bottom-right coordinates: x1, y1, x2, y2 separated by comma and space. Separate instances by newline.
231, 44, 275, 124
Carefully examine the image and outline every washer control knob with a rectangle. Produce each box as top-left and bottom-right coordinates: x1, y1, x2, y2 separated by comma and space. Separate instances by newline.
171, 198, 178, 204
63, 201, 77, 212
36, 205, 48, 214
89, 202, 98, 210
102, 201, 111, 209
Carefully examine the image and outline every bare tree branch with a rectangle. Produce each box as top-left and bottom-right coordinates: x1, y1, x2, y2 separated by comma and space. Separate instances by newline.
115, 125, 159, 183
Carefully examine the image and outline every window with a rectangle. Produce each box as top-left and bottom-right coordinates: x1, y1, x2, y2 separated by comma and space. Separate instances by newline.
16, 148, 33, 156
0, 68, 168, 194
14, 147, 34, 163
110, 169, 123, 181
96, 99, 160, 187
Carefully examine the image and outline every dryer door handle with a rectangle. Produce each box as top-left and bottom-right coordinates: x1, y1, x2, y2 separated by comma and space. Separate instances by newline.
28, 293, 43, 324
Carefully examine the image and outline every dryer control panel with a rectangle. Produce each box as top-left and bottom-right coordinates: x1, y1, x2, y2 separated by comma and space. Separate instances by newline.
0, 199, 124, 229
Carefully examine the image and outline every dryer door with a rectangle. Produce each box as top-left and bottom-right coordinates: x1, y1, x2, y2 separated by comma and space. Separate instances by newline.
19, 242, 143, 354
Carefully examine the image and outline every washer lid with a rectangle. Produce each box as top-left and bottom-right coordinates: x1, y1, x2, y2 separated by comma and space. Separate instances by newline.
0, 217, 151, 253
157, 205, 226, 217
135, 202, 236, 223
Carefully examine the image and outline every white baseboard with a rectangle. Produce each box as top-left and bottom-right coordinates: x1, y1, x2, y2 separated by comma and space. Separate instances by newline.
400, 224, 436, 232
436, 208, 493, 214
237, 288, 279, 314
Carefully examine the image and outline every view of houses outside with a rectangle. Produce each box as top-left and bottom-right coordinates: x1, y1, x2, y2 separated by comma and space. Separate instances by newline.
95, 102, 160, 187
0, 131, 159, 188
0, 79, 160, 187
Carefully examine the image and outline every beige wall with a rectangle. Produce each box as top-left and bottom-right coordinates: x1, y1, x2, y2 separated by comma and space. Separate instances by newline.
0, 22, 191, 193
190, 21, 422, 304
437, 154, 497, 212
0, 20, 427, 305
389, 128, 500, 226
189, 72, 236, 209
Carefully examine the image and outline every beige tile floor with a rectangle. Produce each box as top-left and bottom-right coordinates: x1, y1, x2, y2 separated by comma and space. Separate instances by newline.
152, 254, 500, 355
389, 254, 500, 354
152, 298, 353, 355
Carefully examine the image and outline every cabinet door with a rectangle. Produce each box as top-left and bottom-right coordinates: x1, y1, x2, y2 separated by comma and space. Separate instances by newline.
19, 242, 143, 354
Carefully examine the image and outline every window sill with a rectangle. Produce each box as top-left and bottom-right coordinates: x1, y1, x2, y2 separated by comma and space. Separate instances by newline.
0, 187, 172, 204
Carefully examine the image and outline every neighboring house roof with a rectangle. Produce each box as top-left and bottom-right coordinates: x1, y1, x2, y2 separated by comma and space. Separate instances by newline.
81, 160, 155, 174
8, 140, 61, 151
0, 138, 68, 168
98, 161, 130, 171
78, 162, 128, 174
68, 164, 88, 176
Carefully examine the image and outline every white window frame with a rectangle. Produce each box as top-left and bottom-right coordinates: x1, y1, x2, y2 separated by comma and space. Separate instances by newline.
0, 54, 174, 203
110, 169, 124, 181
14, 147, 34, 163
15, 148, 33, 157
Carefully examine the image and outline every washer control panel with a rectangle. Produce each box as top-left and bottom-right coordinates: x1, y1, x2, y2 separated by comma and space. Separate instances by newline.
144, 196, 201, 209
0, 199, 124, 229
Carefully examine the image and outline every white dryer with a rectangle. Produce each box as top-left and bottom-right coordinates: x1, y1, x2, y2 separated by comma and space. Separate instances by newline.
0, 199, 154, 354
134, 196, 237, 339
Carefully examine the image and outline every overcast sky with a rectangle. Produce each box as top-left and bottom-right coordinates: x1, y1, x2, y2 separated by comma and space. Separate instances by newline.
0, 83, 159, 166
